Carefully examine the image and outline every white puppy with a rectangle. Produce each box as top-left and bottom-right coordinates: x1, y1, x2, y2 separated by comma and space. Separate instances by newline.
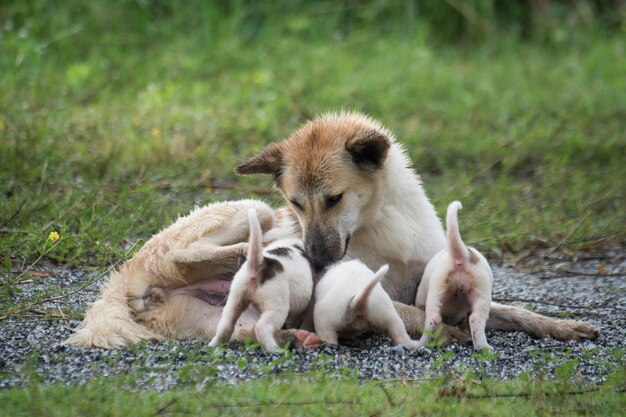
314, 260, 420, 349
209, 208, 313, 352
415, 201, 493, 351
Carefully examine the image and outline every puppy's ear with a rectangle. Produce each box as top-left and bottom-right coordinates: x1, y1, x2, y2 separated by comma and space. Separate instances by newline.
235, 143, 284, 181
345, 130, 390, 170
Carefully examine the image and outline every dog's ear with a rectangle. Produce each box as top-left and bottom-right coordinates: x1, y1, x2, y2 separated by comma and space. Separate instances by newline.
345, 130, 390, 170
235, 143, 284, 181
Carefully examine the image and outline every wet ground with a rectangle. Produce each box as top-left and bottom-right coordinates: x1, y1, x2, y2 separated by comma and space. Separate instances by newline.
1, 250, 624, 389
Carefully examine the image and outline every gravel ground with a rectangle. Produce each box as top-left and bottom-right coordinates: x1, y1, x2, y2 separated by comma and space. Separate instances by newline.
1, 250, 624, 389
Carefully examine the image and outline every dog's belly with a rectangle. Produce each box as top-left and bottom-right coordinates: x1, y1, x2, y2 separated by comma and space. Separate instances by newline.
136, 277, 233, 312
171, 277, 232, 305
184, 278, 231, 294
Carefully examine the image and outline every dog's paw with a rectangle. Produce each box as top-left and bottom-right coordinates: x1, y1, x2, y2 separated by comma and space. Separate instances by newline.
544, 320, 600, 341
440, 325, 471, 346
279, 329, 324, 350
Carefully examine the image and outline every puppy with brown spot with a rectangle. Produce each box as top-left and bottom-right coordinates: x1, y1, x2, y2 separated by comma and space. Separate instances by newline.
314, 260, 420, 349
415, 201, 494, 351
209, 208, 313, 352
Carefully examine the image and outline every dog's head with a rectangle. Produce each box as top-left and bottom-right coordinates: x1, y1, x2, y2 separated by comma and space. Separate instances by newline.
236, 112, 392, 271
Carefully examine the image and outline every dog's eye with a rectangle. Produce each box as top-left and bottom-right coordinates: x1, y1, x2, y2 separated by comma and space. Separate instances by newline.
290, 199, 304, 212
325, 193, 343, 209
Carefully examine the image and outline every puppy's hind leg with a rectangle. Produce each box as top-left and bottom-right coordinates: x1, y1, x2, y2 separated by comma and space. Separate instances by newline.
469, 298, 492, 352
254, 307, 289, 353
417, 310, 442, 349
370, 301, 419, 349
386, 314, 420, 349
313, 325, 339, 345
417, 287, 443, 349
209, 284, 250, 347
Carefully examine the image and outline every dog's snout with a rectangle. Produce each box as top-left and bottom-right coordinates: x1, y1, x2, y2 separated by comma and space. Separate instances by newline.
305, 225, 343, 272
306, 241, 332, 272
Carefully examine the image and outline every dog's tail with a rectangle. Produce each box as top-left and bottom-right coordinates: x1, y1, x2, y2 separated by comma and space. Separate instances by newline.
246, 208, 264, 289
446, 201, 470, 269
63, 271, 163, 349
351, 264, 389, 318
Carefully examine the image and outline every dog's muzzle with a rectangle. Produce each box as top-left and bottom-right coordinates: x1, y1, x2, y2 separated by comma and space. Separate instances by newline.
307, 242, 333, 272
305, 229, 350, 272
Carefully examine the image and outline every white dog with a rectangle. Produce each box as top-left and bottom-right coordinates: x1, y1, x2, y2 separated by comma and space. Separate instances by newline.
415, 201, 493, 351
209, 209, 313, 352
314, 260, 420, 349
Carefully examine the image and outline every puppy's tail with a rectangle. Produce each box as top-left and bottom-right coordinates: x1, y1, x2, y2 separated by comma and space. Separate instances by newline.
351, 264, 389, 318
446, 201, 470, 269
63, 271, 163, 349
246, 208, 264, 288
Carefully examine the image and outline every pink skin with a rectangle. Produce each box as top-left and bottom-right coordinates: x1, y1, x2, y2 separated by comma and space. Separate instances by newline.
169, 279, 231, 297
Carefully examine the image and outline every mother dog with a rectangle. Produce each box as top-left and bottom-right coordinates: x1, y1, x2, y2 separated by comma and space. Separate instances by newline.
65, 112, 599, 348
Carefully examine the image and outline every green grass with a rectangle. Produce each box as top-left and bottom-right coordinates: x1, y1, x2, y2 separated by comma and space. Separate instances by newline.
1, 360, 624, 417
1, 3, 624, 270
1, 2, 625, 269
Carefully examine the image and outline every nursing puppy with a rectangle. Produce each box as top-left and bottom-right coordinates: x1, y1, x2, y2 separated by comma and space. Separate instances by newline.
415, 201, 493, 351
209, 209, 313, 352
314, 260, 420, 349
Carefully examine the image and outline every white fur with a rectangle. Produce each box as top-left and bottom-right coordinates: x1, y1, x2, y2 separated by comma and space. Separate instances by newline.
209, 209, 313, 352
314, 260, 420, 349
415, 201, 494, 351
345, 140, 446, 303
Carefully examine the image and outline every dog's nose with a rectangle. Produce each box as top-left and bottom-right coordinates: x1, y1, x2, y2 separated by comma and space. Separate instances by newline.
306, 242, 331, 272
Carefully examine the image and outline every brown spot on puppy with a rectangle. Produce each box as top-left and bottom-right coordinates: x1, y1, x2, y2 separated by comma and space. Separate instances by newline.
260, 256, 284, 284
267, 247, 292, 258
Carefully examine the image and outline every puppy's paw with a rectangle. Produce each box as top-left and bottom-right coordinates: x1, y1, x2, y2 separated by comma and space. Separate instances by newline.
391, 345, 406, 354
263, 344, 284, 354
416, 341, 428, 349
475, 343, 494, 353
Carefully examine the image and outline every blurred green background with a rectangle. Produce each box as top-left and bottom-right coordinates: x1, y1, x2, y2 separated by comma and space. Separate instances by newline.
1, 0, 625, 267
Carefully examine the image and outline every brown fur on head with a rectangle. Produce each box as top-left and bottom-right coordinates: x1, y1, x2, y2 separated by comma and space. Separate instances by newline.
236, 112, 392, 271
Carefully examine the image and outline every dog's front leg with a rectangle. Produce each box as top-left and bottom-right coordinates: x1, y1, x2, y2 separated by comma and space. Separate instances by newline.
487, 302, 599, 340
393, 302, 471, 345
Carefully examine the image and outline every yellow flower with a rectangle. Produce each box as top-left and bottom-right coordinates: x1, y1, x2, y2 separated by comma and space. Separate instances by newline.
48, 231, 60, 242
150, 127, 161, 138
